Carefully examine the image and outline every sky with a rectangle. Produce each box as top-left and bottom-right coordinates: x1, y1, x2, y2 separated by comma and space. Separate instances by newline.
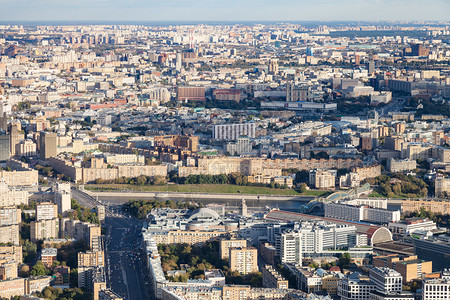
0, 0, 449, 22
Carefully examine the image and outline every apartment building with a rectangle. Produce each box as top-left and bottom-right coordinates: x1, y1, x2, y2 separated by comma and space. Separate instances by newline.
309, 169, 336, 189
401, 199, 450, 215
219, 239, 247, 259
261, 265, 288, 289
0, 207, 21, 226
36, 202, 58, 221
31, 218, 59, 242
229, 247, 258, 275
40, 248, 57, 268
213, 123, 256, 140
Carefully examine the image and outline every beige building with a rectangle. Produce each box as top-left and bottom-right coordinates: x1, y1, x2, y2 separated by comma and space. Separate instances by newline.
402, 198, 450, 215
49, 156, 167, 184
0, 225, 20, 245
0, 207, 21, 227
0, 278, 25, 298
0, 159, 38, 187
0, 261, 18, 280
0, 245, 22, 263
352, 163, 381, 181
16, 139, 37, 157
78, 251, 105, 268
309, 170, 335, 189
435, 177, 450, 197
25, 276, 52, 295
151, 230, 228, 246
36, 202, 58, 221
31, 218, 59, 242
229, 247, 258, 275
220, 239, 247, 259
0, 181, 29, 207
99, 289, 123, 300
387, 158, 417, 173
262, 265, 288, 289
373, 255, 432, 283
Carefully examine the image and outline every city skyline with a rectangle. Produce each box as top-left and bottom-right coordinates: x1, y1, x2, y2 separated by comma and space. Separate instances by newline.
1, 0, 450, 22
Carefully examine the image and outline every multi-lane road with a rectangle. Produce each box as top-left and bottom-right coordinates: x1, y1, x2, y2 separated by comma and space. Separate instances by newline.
71, 188, 149, 300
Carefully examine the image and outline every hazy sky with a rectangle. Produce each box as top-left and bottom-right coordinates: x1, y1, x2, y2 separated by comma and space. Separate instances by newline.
0, 0, 449, 22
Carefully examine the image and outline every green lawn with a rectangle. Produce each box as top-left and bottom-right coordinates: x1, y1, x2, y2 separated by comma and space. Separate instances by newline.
83, 183, 331, 197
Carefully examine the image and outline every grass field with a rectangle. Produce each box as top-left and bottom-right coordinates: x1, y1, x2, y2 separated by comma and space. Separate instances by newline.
84, 183, 331, 197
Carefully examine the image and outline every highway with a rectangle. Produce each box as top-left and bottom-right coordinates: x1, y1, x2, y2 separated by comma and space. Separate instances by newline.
71, 188, 149, 300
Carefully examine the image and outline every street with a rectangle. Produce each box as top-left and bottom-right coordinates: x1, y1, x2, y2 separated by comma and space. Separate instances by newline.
72, 188, 149, 300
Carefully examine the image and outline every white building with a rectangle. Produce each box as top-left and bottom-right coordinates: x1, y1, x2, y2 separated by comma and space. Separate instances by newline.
278, 221, 368, 265
213, 123, 256, 140
388, 218, 437, 236
369, 267, 402, 293
422, 278, 450, 300
338, 273, 375, 300
54, 182, 71, 215
324, 202, 401, 224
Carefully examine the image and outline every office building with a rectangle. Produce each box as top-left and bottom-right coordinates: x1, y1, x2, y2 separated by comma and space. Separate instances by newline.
373, 255, 432, 283
422, 278, 450, 300
413, 237, 450, 271
177, 86, 205, 101
8, 125, 20, 157
338, 273, 375, 300
0, 133, 10, 161
39, 131, 57, 160
369, 267, 402, 293
278, 221, 368, 265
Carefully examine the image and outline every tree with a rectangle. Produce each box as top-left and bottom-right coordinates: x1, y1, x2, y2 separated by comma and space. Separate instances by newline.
30, 261, 49, 276
338, 252, 351, 270
299, 183, 308, 193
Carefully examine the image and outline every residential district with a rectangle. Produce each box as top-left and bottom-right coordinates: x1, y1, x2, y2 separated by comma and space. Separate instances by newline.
1, 21, 450, 300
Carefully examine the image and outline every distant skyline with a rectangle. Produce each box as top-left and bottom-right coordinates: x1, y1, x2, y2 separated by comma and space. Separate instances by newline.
0, 0, 449, 22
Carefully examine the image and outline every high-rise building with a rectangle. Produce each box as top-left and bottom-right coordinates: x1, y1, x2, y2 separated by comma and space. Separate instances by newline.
16, 139, 36, 157
39, 131, 57, 160
0, 133, 10, 161
175, 53, 182, 72
0, 207, 21, 227
97, 205, 105, 223
8, 124, 19, 157
229, 247, 258, 275
219, 239, 247, 259
240, 199, 248, 217
54, 182, 71, 215
30, 218, 59, 242
268, 59, 278, 75
36, 202, 58, 221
